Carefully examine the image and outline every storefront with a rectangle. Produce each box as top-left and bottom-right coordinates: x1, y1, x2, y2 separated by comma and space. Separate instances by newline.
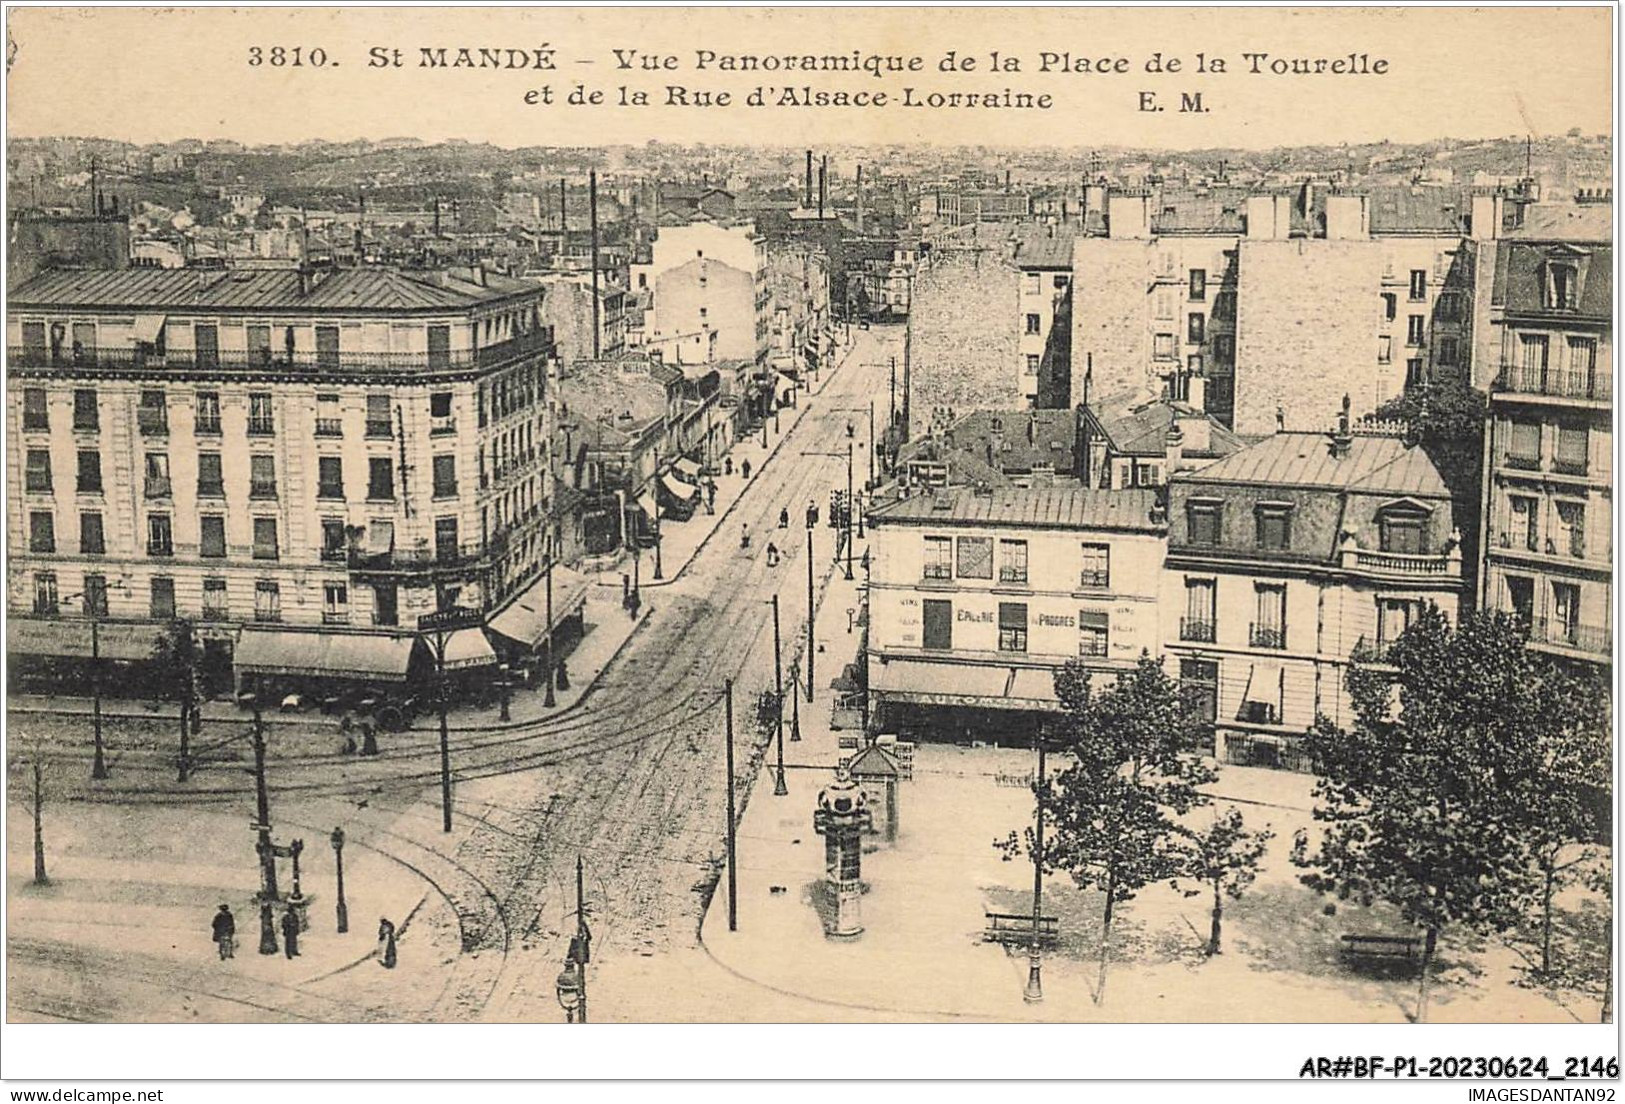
485, 565, 591, 683
233, 627, 417, 708
6, 617, 170, 696
868, 656, 1059, 746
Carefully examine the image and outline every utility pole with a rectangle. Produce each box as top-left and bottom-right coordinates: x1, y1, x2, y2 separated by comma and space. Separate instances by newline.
438, 637, 452, 833
724, 679, 738, 932
31, 756, 47, 885
889, 356, 897, 433
589, 169, 601, 359
805, 525, 815, 701
1024, 728, 1046, 1003
250, 706, 280, 955
789, 661, 802, 742
772, 595, 787, 795
331, 827, 349, 933
845, 429, 855, 581
544, 559, 557, 708
90, 613, 108, 781
868, 400, 876, 490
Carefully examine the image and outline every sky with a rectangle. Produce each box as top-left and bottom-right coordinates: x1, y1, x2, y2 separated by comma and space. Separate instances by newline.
6, 6, 1614, 151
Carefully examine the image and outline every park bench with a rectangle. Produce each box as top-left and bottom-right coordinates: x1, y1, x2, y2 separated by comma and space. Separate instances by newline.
1340, 933, 1422, 963
983, 911, 1059, 948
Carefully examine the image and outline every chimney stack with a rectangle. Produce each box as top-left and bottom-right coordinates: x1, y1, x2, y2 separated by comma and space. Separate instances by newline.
1330, 395, 1353, 457
856, 164, 864, 233
819, 156, 827, 219
805, 150, 814, 208
1164, 423, 1185, 477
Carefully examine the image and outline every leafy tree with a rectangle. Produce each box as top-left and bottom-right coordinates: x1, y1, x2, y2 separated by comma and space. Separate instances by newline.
1001, 653, 1215, 1004
1296, 607, 1545, 1022
152, 618, 202, 782
1173, 808, 1274, 956
1375, 381, 1487, 593
1586, 862, 1613, 1024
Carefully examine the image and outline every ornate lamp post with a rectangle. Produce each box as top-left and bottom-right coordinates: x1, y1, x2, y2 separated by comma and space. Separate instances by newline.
331, 827, 349, 934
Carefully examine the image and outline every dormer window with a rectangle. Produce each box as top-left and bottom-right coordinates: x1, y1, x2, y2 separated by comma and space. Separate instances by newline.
1545, 262, 1579, 311
1378, 504, 1430, 555
1187, 500, 1222, 546
1255, 504, 1293, 551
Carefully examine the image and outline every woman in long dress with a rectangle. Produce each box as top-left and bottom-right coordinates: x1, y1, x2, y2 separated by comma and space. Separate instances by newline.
377, 918, 398, 969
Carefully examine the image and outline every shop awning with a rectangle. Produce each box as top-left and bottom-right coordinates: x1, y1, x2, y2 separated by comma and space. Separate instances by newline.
1241, 662, 1283, 705
1007, 667, 1060, 705
132, 314, 168, 343
440, 628, 497, 670
673, 457, 702, 482
637, 492, 658, 518
775, 372, 798, 403
870, 659, 1063, 713
235, 629, 414, 682
661, 473, 700, 502
485, 566, 592, 649
6, 618, 167, 661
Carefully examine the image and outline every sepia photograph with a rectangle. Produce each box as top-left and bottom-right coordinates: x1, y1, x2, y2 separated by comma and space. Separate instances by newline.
0, 2, 1618, 1091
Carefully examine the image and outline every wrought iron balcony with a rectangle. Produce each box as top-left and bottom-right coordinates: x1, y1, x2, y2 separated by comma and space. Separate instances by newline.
1180, 617, 1216, 643
1528, 617, 1611, 656
1249, 623, 1287, 650
1497, 363, 1613, 402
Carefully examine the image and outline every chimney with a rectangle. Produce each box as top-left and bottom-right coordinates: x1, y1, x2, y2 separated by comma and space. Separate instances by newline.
1108, 189, 1150, 239
819, 157, 827, 219
433, 196, 441, 237
1329, 394, 1353, 457
1164, 422, 1185, 477
1324, 193, 1368, 240
1005, 169, 1012, 192
1026, 412, 1036, 445
1276, 403, 1286, 433
856, 164, 864, 233
1470, 188, 1503, 241
805, 150, 814, 208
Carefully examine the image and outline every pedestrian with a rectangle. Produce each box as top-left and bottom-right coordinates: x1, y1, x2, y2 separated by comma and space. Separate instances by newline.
342, 732, 358, 756
360, 722, 378, 757
740, 523, 751, 550
280, 906, 301, 959
377, 918, 398, 969
766, 542, 780, 567
211, 904, 236, 960
741, 458, 752, 480
628, 590, 641, 620
555, 658, 570, 691
807, 501, 819, 529
704, 480, 717, 514
724, 457, 734, 476
778, 507, 789, 529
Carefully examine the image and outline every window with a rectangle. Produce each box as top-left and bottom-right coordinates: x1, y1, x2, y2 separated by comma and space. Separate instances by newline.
249, 455, 277, 499
1568, 336, 1599, 381
1025, 313, 1041, 335
71, 322, 96, 361
202, 578, 229, 620
29, 510, 55, 553
431, 391, 455, 434
1406, 358, 1425, 387
247, 324, 272, 366
1406, 315, 1425, 346
34, 572, 58, 616
1436, 336, 1459, 368
427, 325, 451, 370
1381, 292, 1397, 322
998, 539, 1029, 584
69, 448, 101, 494
1180, 659, 1220, 735
194, 324, 220, 369
318, 456, 344, 499
1379, 509, 1426, 554
1508, 494, 1539, 551
1545, 264, 1578, 311
1153, 333, 1176, 360
1436, 291, 1462, 322
138, 390, 167, 435
195, 390, 221, 435
150, 577, 176, 620
200, 515, 226, 559
956, 537, 993, 580
1188, 268, 1206, 301
1080, 543, 1110, 588
434, 516, 459, 563
82, 575, 108, 617
1252, 583, 1286, 649
1186, 502, 1221, 546
1187, 313, 1205, 344
1377, 334, 1392, 364
1255, 505, 1292, 551
1520, 334, 1549, 372
1053, 274, 1069, 290
252, 517, 279, 560
248, 393, 274, 436
147, 513, 173, 556
1183, 578, 1216, 642
254, 580, 281, 623
23, 388, 48, 431
923, 536, 952, 580
25, 449, 52, 492
1505, 576, 1534, 622
1025, 354, 1040, 374
144, 452, 171, 498
1023, 273, 1042, 295
368, 457, 395, 500
1376, 598, 1421, 652
1507, 419, 1541, 468
321, 518, 347, 561
1154, 286, 1176, 320
997, 602, 1028, 652
922, 598, 953, 650
1551, 582, 1580, 643
1079, 610, 1109, 657
1408, 269, 1427, 301
79, 511, 105, 555
433, 455, 458, 498
372, 582, 398, 627
366, 393, 392, 438
316, 325, 341, 370
22, 321, 46, 359
316, 393, 343, 437
197, 452, 224, 497
1555, 501, 1586, 558
1555, 424, 1588, 475
1214, 333, 1234, 362
323, 583, 349, 624
73, 389, 99, 431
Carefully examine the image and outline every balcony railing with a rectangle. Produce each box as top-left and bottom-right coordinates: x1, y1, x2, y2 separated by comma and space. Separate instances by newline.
1180, 617, 1216, 643
1497, 363, 1613, 402
197, 480, 225, 498
1503, 452, 1542, 471
998, 568, 1029, 585
315, 417, 344, 437
1250, 623, 1287, 650
1079, 569, 1110, 589
430, 416, 458, 436
249, 482, 278, 500
366, 419, 393, 439
1553, 456, 1590, 477
247, 418, 276, 437
1528, 617, 1612, 656
7, 330, 551, 377
322, 610, 351, 625
143, 476, 172, 499
348, 539, 490, 573
137, 410, 168, 436
1349, 549, 1455, 576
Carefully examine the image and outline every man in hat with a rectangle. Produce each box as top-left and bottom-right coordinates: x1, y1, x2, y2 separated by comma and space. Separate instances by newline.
280, 905, 301, 959
211, 904, 236, 960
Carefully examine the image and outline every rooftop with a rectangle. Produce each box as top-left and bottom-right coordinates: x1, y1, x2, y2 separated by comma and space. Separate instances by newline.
868, 484, 1164, 533
1092, 399, 1247, 459
1176, 430, 1449, 498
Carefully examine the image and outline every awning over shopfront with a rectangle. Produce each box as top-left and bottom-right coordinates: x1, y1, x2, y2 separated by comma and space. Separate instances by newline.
1007, 667, 1060, 706
870, 659, 1063, 713
7, 618, 168, 661
440, 628, 498, 671
775, 373, 798, 404
485, 566, 592, 649
673, 457, 702, 482
661, 473, 700, 502
235, 629, 415, 682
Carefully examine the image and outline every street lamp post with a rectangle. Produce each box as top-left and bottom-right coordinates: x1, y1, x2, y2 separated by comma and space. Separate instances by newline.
805, 525, 815, 701
543, 559, 557, 708
789, 661, 802, 742
419, 607, 480, 834
557, 855, 591, 1023
772, 595, 787, 796
89, 611, 108, 780
1024, 727, 1047, 1004
498, 663, 511, 722
248, 703, 280, 955
724, 679, 738, 932
331, 827, 349, 934
844, 425, 855, 582
868, 400, 876, 490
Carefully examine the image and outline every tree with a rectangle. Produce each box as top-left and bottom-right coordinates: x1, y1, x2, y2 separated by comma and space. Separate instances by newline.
1001, 653, 1215, 1004
1173, 808, 1274, 956
152, 618, 202, 782
1375, 381, 1487, 591
1296, 607, 1545, 1022
7, 737, 50, 885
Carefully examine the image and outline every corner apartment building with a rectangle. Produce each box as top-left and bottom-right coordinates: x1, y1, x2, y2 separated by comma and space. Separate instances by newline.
7, 264, 557, 689
1477, 230, 1613, 668
866, 484, 1165, 741
1163, 413, 1464, 766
